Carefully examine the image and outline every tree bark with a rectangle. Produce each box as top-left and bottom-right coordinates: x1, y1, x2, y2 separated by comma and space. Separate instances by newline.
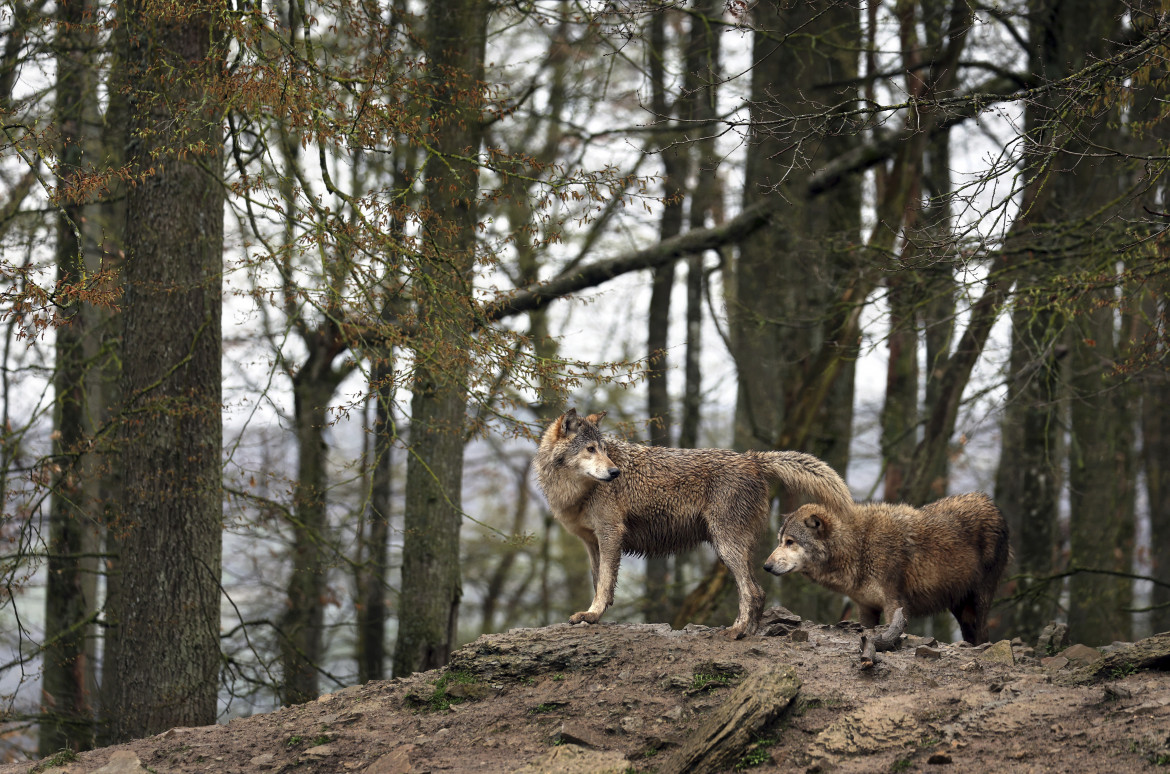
42, 0, 98, 751
392, 0, 486, 676
729, 0, 861, 625
104, 0, 225, 741
357, 359, 394, 683
279, 340, 344, 704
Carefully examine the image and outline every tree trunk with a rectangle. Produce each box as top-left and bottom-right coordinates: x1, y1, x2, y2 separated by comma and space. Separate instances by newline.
357, 360, 394, 683
280, 345, 342, 704
1067, 300, 1135, 644
104, 0, 225, 741
729, 0, 860, 625
42, 0, 98, 750
644, 9, 687, 624
392, 0, 486, 676
1144, 295, 1170, 634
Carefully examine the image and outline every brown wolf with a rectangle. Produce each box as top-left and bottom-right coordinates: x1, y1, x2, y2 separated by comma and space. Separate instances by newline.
534, 408, 854, 639
763, 492, 1010, 644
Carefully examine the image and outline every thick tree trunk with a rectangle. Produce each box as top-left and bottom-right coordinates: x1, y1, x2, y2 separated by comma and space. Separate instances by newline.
993, 302, 1064, 642
104, 0, 225, 741
729, 0, 860, 625
1067, 301, 1135, 644
392, 0, 486, 676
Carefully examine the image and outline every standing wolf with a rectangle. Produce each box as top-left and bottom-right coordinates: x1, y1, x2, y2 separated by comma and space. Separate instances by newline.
763, 493, 1010, 644
534, 408, 854, 638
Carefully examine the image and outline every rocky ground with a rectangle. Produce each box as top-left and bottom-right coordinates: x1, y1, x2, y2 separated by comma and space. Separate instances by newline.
5, 610, 1170, 774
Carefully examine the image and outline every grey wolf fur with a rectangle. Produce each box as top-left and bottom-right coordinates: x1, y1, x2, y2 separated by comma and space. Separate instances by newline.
534, 408, 854, 639
763, 492, 1009, 644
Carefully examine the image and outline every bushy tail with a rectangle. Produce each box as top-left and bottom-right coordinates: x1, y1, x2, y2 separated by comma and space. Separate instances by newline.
755, 450, 853, 513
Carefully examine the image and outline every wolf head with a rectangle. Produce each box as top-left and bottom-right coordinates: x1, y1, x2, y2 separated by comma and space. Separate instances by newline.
763, 504, 833, 576
541, 408, 621, 482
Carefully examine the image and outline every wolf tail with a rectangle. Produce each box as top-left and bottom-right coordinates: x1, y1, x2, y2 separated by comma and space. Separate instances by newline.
755, 450, 853, 512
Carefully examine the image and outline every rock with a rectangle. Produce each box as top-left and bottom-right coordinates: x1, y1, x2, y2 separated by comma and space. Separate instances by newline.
978, 640, 1015, 665
1036, 622, 1069, 656
760, 607, 802, 635
93, 751, 149, 774
619, 715, 643, 733
514, 743, 629, 774
660, 665, 801, 774
555, 721, 609, 750
364, 744, 416, 774
249, 752, 278, 768
1041, 656, 1069, 670
448, 631, 616, 680
916, 646, 942, 660
304, 744, 336, 757
790, 629, 810, 643
1071, 631, 1170, 683
1059, 644, 1103, 668
905, 635, 938, 648
928, 752, 953, 764
810, 695, 922, 761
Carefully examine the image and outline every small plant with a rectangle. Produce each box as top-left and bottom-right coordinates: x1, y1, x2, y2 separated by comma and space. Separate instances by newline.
643, 746, 659, 758
285, 735, 304, 749
689, 673, 733, 693
735, 737, 775, 770
311, 735, 331, 746
406, 670, 480, 712
31, 749, 78, 774
552, 673, 564, 681
889, 758, 912, 773
1110, 661, 1138, 679
529, 700, 568, 715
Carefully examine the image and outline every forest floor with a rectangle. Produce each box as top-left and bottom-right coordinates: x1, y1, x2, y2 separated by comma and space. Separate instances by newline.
6, 610, 1170, 774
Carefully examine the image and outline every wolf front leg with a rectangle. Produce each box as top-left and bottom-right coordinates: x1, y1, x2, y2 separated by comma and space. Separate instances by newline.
569, 530, 622, 625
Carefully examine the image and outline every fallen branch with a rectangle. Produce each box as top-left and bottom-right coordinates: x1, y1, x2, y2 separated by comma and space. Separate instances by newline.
859, 607, 907, 669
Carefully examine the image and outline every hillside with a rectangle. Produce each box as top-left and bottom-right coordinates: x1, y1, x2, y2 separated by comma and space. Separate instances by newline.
7, 611, 1170, 773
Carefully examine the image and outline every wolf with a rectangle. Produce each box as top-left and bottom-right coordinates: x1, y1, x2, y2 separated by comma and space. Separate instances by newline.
534, 408, 854, 639
763, 492, 1010, 644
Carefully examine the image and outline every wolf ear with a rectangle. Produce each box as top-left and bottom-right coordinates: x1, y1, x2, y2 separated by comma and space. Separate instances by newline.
560, 408, 580, 436
585, 410, 607, 426
804, 514, 823, 531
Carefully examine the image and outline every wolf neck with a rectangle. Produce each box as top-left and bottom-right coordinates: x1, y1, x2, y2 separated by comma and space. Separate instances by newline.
534, 452, 600, 519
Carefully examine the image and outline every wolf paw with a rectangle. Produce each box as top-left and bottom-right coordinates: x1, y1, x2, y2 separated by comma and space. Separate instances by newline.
569, 611, 600, 625
723, 624, 754, 640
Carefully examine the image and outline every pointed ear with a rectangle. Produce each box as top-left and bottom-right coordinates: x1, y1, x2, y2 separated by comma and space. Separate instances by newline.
804, 514, 823, 532
560, 408, 580, 436
585, 410, 607, 426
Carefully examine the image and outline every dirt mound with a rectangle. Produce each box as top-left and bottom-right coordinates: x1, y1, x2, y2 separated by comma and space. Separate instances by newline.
8, 613, 1170, 773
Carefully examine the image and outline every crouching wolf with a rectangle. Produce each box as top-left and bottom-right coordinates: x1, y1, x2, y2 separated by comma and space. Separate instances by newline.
763, 492, 1009, 644
535, 408, 854, 639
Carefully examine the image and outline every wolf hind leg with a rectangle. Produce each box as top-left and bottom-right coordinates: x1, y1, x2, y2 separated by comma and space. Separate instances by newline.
718, 540, 765, 640
570, 532, 621, 625
951, 592, 990, 644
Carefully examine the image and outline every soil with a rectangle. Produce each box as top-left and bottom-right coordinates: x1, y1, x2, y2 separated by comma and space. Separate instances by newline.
6, 611, 1170, 774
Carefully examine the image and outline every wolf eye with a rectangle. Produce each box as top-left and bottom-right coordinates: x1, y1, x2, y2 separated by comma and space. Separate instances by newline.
587, 445, 596, 453
784, 538, 795, 547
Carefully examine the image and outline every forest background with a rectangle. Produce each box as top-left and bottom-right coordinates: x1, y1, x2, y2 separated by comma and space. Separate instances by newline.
1, 0, 1169, 761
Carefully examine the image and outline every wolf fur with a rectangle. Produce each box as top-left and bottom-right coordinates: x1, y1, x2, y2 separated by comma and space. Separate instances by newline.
534, 408, 854, 639
763, 492, 1010, 644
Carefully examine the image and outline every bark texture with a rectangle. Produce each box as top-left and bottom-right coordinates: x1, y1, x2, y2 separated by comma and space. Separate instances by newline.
104, 0, 225, 741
